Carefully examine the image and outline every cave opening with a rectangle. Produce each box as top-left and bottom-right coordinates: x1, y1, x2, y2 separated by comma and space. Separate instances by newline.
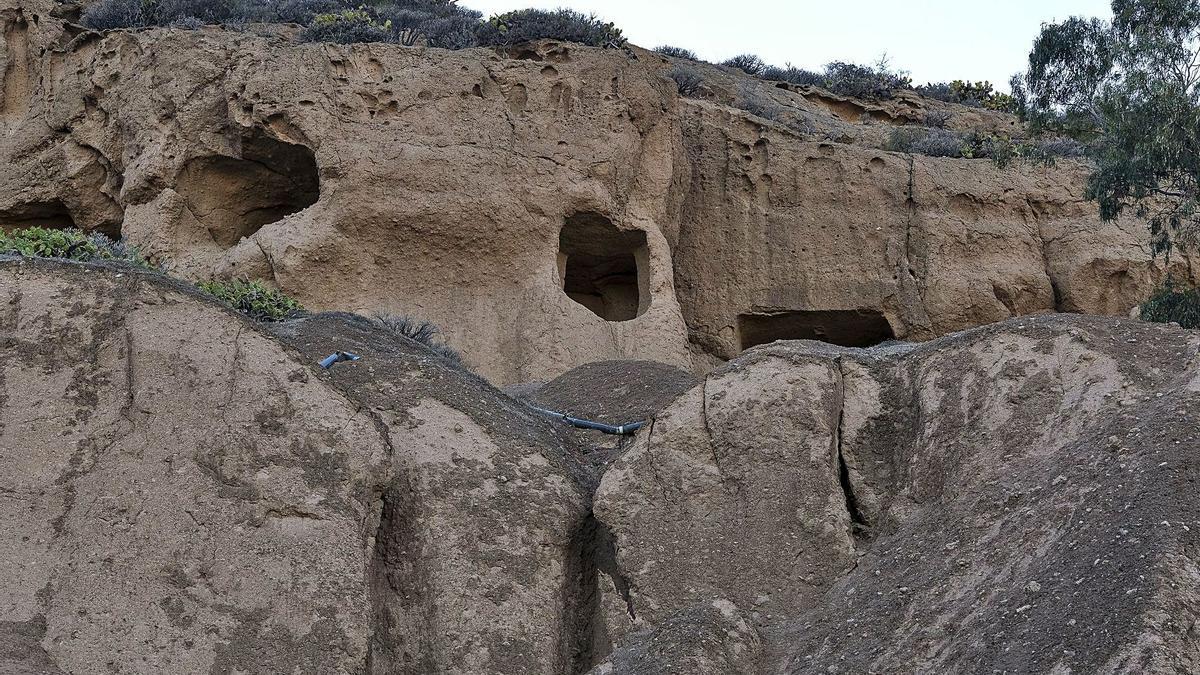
176, 127, 319, 248
737, 309, 895, 351
0, 200, 77, 232
558, 212, 649, 322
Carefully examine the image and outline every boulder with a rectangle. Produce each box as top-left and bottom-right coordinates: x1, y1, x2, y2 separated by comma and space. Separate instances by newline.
597, 315, 1200, 672
0, 258, 594, 673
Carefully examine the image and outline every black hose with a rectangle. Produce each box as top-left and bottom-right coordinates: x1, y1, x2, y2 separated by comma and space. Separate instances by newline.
528, 406, 646, 436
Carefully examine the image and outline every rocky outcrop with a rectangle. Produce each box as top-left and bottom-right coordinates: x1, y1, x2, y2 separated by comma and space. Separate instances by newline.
594, 344, 859, 629
596, 314, 1200, 673
3, 259, 1199, 673
0, 1, 1190, 383
0, 258, 598, 673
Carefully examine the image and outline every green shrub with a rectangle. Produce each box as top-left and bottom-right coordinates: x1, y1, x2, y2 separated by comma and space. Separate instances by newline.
923, 110, 952, 128
476, 9, 624, 48
82, 0, 147, 28
83, 0, 252, 28
721, 54, 766, 77
761, 64, 823, 87
0, 227, 152, 268
916, 81, 955, 102
916, 80, 1014, 111
252, 0, 342, 24
372, 1, 482, 48
299, 7, 392, 43
374, 313, 463, 365
822, 60, 911, 100
669, 65, 704, 97
83, 0, 481, 47
197, 278, 303, 322
967, 132, 1086, 168
724, 56, 912, 100
655, 45, 698, 60
736, 86, 813, 135
885, 127, 1085, 166
1140, 282, 1200, 328
295, 2, 482, 46
738, 87, 783, 121
886, 127, 965, 157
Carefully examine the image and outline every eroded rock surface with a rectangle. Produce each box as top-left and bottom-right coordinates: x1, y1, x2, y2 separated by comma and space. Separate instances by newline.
596, 315, 1200, 673
0, 0, 1191, 383
2, 1, 1200, 670
2, 260, 1199, 673
0, 259, 598, 674
588, 599, 761, 675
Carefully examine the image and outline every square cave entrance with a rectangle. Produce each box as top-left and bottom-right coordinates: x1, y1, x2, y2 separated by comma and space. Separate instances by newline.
558, 212, 650, 322
737, 309, 895, 351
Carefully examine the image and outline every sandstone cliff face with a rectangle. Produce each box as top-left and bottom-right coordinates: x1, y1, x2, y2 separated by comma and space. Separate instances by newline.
672, 103, 1187, 361
0, 1, 1189, 383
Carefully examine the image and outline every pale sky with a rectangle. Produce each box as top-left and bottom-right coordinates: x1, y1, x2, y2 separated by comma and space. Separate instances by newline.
464, 0, 1114, 90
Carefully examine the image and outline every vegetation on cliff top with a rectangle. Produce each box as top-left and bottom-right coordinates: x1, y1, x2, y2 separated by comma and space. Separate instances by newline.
884, 128, 1085, 166
82, 0, 625, 49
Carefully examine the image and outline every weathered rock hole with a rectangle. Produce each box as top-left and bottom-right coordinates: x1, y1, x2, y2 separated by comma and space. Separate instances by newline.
558, 212, 649, 322
0, 199, 78, 231
175, 127, 319, 248
509, 47, 543, 61
738, 309, 894, 350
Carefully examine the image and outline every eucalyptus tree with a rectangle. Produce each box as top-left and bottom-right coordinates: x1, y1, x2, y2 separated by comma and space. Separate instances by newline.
1018, 0, 1200, 254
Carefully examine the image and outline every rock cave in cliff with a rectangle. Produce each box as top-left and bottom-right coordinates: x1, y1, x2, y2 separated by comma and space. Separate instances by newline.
737, 309, 895, 350
558, 212, 649, 322
0, 199, 77, 232
175, 127, 319, 247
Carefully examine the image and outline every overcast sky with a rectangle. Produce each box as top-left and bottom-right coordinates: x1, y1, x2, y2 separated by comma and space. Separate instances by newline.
464, 0, 1114, 90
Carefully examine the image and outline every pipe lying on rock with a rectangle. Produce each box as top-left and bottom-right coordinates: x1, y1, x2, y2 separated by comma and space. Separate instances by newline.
528, 406, 646, 436
319, 351, 362, 369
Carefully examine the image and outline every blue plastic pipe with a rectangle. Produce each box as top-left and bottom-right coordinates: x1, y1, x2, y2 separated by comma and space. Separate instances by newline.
319, 351, 362, 369
528, 406, 646, 436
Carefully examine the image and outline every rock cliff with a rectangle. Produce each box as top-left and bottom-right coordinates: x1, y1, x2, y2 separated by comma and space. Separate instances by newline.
0, 0, 1190, 383
3, 2, 1200, 672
